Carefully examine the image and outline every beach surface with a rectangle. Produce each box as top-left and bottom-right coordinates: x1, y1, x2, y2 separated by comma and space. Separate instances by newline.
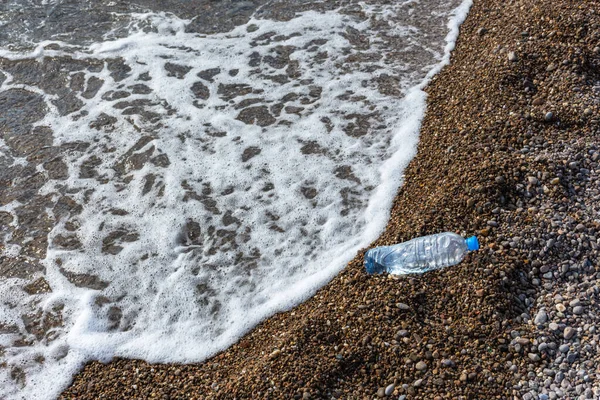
31, 0, 600, 397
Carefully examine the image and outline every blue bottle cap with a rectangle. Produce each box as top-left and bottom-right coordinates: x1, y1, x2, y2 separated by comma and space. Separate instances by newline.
466, 236, 479, 251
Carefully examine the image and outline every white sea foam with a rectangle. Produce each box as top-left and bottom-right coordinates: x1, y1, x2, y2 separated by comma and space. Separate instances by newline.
0, 1, 472, 398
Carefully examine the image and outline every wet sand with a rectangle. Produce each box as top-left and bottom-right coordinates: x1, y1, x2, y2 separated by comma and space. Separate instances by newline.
60, 0, 600, 398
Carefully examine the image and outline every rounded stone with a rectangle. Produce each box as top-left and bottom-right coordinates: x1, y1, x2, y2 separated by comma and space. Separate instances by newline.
415, 361, 427, 371
538, 343, 548, 351
564, 327, 576, 340
384, 383, 395, 396
569, 299, 581, 307
534, 310, 548, 325
441, 359, 455, 368
396, 329, 409, 338
559, 344, 570, 353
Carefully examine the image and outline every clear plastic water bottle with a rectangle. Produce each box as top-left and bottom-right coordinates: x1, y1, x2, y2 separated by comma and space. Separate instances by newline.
364, 232, 479, 275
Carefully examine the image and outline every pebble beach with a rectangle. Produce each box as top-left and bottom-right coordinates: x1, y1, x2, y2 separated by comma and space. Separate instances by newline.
49, 0, 600, 398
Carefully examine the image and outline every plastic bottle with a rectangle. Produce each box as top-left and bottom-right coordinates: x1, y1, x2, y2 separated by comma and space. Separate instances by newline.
364, 232, 479, 275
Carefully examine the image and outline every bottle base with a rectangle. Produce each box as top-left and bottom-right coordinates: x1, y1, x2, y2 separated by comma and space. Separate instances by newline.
364, 252, 385, 274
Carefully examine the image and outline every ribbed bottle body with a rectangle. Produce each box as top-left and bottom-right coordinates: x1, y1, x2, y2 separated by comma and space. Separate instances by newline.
364, 232, 468, 275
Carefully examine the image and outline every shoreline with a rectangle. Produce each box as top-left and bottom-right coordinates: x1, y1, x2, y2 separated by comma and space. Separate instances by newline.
62, 0, 600, 398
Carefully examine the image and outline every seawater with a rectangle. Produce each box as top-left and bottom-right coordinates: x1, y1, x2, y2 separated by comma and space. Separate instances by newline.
0, 1, 471, 398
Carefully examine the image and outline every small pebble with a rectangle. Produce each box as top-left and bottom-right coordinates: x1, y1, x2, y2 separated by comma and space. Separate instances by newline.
534, 310, 547, 325
508, 51, 518, 62
564, 327, 576, 340
441, 359, 455, 368
269, 349, 281, 359
532, 97, 544, 106
384, 383, 395, 396
538, 343, 548, 351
